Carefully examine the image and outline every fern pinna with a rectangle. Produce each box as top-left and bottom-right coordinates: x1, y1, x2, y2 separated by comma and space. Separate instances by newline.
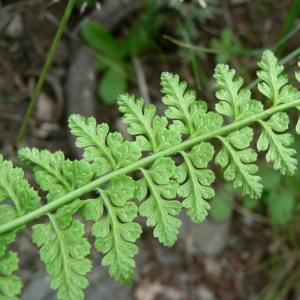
0, 50, 300, 299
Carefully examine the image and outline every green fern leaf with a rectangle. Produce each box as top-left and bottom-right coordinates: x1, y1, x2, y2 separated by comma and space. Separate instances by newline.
117, 93, 181, 151
0, 155, 40, 214
32, 218, 91, 300
69, 114, 141, 174
216, 127, 262, 198
1, 50, 300, 300
18, 148, 70, 192
257, 50, 300, 106
161, 72, 199, 135
91, 175, 142, 284
176, 142, 215, 223
18, 148, 93, 202
213, 65, 263, 198
18, 149, 93, 298
0, 155, 40, 299
0, 250, 22, 299
214, 64, 263, 120
81, 198, 103, 222
161, 71, 223, 136
138, 157, 181, 247
258, 113, 297, 175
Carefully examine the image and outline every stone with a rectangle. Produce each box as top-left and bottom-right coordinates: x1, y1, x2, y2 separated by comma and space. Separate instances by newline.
178, 211, 231, 256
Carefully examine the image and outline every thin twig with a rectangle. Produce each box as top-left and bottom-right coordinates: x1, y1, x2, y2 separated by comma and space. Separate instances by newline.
132, 55, 151, 105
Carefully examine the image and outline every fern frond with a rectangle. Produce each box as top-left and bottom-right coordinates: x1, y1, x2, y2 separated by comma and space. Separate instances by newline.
214, 64, 263, 120
160, 73, 218, 223
138, 157, 181, 247
0, 155, 40, 298
257, 113, 297, 175
117, 93, 181, 151
160, 72, 200, 135
32, 217, 91, 300
91, 175, 142, 283
18, 149, 94, 298
216, 127, 262, 198
176, 143, 215, 223
257, 50, 300, 106
1, 50, 300, 300
69, 114, 142, 174
18, 148, 93, 202
212, 65, 263, 198
161, 72, 223, 136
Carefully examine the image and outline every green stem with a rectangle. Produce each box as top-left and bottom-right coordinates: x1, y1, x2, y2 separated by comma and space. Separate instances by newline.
14, 0, 76, 148
1, 99, 300, 235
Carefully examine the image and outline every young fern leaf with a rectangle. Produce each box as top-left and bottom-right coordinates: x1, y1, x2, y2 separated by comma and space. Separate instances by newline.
213, 65, 263, 198
216, 128, 262, 198
161, 72, 223, 136
90, 175, 142, 284
214, 64, 263, 120
117, 93, 181, 151
18, 149, 93, 300
176, 144, 215, 223
256, 51, 299, 175
31, 218, 91, 300
257, 112, 297, 175
137, 157, 181, 247
160, 73, 217, 223
0, 155, 40, 299
257, 50, 300, 106
68, 114, 141, 175
117, 93, 182, 246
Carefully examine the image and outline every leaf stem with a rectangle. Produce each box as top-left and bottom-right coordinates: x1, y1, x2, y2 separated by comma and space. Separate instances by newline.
14, 0, 77, 148
1, 99, 300, 235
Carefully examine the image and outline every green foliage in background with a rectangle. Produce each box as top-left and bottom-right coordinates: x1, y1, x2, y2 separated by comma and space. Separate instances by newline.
81, 2, 163, 104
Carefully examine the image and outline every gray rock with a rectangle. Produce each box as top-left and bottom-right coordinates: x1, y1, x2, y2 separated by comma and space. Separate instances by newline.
155, 245, 184, 266
178, 211, 230, 256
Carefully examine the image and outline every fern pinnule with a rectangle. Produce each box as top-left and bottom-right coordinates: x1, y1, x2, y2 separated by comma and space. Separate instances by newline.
117, 93, 181, 152
91, 175, 142, 283
32, 217, 92, 300
68, 114, 142, 175
256, 51, 299, 175
257, 50, 300, 106
138, 157, 181, 247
